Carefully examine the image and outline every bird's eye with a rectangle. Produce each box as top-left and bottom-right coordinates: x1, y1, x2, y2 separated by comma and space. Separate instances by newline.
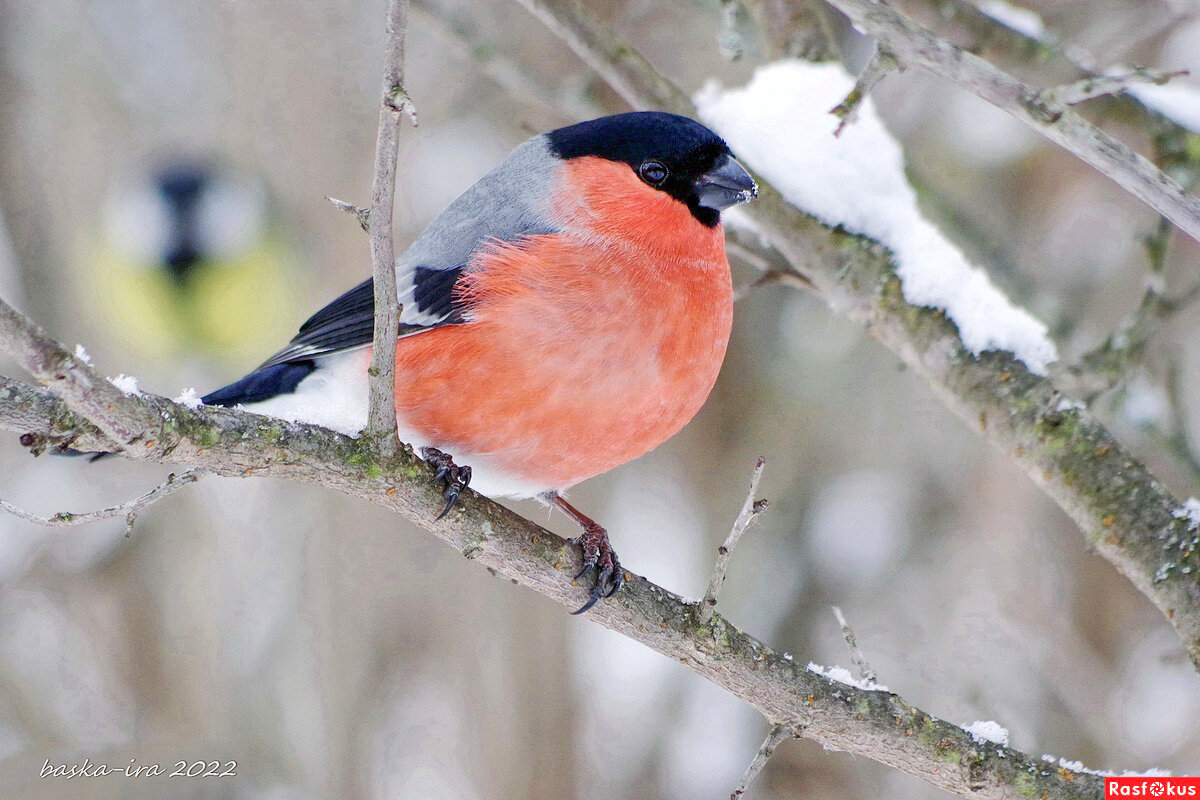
639, 161, 669, 186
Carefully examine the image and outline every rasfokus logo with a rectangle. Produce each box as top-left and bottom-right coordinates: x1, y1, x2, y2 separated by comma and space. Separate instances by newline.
1106, 777, 1200, 797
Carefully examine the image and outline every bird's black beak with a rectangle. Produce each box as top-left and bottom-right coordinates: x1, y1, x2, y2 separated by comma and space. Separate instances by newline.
694, 153, 757, 211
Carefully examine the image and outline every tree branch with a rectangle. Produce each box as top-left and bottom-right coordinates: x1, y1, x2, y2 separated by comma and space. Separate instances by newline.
730, 724, 792, 799
821, 0, 1200, 245
511, 0, 1200, 671
699, 456, 769, 623
366, 0, 416, 452
0, 368, 1107, 799
1, 468, 205, 532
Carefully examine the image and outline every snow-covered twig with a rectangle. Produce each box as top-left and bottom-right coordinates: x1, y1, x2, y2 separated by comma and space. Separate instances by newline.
822, 0, 1200, 244
831, 605, 877, 685
365, 0, 417, 453
1, 468, 206, 534
730, 724, 791, 799
699, 457, 769, 623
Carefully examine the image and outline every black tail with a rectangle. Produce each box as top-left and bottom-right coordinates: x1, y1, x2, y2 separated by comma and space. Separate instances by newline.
201, 360, 317, 407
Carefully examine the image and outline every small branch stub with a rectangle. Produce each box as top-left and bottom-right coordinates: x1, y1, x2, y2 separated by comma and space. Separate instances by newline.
731, 724, 792, 799
832, 605, 878, 685
830, 46, 901, 136
326, 196, 370, 232
1039, 67, 1188, 109
699, 456, 769, 623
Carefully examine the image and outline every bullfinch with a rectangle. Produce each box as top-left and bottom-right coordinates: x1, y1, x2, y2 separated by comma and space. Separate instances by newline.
201, 112, 757, 612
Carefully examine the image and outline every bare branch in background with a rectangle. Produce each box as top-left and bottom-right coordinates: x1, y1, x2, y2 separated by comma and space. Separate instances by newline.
830, 45, 901, 135
892, 0, 1199, 173
1060, 219, 1200, 402
1, 468, 206, 531
730, 724, 791, 799
1039, 67, 1189, 108
832, 605, 877, 685
515, 0, 1200, 674
821, 0, 1200, 244
413, 0, 603, 120
366, 0, 417, 453
699, 457, 769, 623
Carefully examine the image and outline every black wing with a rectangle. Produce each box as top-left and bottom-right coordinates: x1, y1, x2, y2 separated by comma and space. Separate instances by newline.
257, 267, 466, 370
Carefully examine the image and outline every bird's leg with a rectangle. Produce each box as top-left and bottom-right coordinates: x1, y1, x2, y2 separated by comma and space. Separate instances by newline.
420, 446, 473, 520
546, 492, 623, 614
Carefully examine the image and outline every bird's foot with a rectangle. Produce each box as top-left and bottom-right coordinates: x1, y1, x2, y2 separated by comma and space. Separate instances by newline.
420, 446, 472, 520
569, 520, 623, 614
546, 492, 623, 614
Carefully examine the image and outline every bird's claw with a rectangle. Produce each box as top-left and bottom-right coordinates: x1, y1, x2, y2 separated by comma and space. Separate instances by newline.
570, 522, 623, 615
420, 446, 472, 520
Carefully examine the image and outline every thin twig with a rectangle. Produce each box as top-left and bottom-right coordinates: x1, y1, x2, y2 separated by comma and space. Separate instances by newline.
0, 468, 206, 531
822, 0, 1200, 244
365, 0, 416, 453
830, 45, 901, 136
326, 196, 370, 232
832, 605, 877, 685
413, 0, 602, 120
699, 457, 769, 623
1059, 217, 1200, 401
730, 724, 791, 799
1040, 68, 1188, 108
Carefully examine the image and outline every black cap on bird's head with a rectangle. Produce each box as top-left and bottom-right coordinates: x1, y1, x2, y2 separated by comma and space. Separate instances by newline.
545, 111, 757, 227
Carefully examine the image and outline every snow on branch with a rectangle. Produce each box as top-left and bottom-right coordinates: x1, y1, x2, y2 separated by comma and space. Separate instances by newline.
696, 59, 1057, 374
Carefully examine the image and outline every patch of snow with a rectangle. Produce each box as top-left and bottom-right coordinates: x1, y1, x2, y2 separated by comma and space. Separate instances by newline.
806, 662, 889, 692
73, 344, 92, 365
1042, 754, 1172, 777
977, 0, 1047, 40
107, 374, 141, 396
1129, 81, 1200, 133
963, 719, 1010, 746
1174, 498, 1200, 529
1055, 397, 1084, 412
696, 61, 1057, 374
173, 387, 203, 409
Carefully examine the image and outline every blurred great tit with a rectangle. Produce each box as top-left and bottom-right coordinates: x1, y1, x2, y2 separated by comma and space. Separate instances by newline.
86, 159, 300, 364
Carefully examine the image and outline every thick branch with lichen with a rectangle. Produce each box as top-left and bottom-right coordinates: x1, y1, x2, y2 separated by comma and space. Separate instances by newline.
0, 368, 1103, 800
512, 0, 1200, 668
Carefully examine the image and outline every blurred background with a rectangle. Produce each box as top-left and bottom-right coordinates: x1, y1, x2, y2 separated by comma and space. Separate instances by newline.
1, 0, 1199, 798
